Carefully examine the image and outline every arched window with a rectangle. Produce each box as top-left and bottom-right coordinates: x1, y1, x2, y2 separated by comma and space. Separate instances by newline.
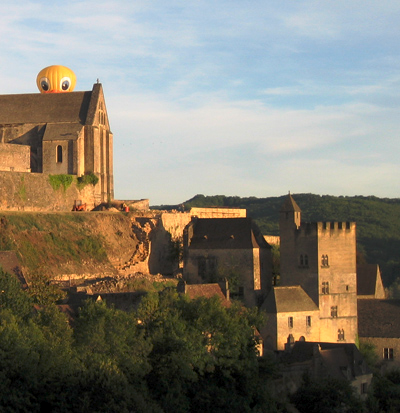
321, 254, 329, 267
56, 145, 63, 163
338, 329, 345, 341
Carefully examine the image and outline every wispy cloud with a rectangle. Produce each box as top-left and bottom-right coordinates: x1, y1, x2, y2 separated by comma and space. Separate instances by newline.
1, 1, 400, 203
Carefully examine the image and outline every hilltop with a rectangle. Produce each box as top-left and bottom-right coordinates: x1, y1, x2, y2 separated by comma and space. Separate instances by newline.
153, 193, 400, 286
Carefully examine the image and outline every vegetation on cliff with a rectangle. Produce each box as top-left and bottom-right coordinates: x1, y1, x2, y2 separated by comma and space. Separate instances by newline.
0, 212, 138, 279
155, 193, 400, 287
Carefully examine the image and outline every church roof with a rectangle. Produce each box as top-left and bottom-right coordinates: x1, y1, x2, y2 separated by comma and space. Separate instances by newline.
0, 91, 92, 125
358, 299, 400, 338
188, 217, 270, 250
280, 193, 301, 213
42, 123, 84, 141
261, 285, 318, 313
0, 83, 104, 127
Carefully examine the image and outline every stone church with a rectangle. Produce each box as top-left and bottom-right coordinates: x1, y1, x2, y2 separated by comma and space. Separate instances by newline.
0, 82, 113, 205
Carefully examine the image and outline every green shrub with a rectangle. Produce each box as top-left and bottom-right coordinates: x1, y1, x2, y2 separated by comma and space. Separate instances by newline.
77, 236, 107, 261
49, 174, 74, 192
77, 172, 99, 190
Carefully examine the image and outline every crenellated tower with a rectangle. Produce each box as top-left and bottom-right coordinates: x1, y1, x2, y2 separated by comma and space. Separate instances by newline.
279, 194, 358, 344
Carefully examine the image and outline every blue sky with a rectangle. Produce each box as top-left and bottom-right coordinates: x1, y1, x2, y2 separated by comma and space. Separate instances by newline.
1, 1, 400, 205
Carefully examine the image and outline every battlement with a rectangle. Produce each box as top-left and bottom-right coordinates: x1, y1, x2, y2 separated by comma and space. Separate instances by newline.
318, 221, 356, 232
293, 221, 356, 238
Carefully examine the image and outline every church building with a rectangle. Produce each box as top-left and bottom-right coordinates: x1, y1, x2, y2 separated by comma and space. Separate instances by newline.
0, 81, 113, 205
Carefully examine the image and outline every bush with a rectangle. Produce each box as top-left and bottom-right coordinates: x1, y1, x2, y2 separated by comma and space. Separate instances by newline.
49, 174, 74, 192
77, 172, 99, 190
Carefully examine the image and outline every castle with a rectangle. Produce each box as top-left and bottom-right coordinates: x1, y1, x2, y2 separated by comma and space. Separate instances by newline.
0, 82, 114, 208
261, 194, 358, 350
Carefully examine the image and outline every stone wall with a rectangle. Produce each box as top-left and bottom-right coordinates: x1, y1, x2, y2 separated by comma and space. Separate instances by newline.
0, 143, 31, 173
0, 171, 97, 211
190, 207, 246, 218
359, 337, 400, 373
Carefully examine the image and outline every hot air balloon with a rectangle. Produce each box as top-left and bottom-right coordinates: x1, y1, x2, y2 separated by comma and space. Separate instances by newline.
36, 65, 76, 93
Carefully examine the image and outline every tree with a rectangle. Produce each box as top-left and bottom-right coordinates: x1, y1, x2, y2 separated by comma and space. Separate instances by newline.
291, 375, 364, 413
0, 268, 32, 320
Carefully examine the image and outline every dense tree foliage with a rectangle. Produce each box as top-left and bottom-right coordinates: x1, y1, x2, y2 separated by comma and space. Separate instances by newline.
0, 270, 285, 412
154, 193, 400, 286
367, 370, 400, 413
291, 375, 364, 413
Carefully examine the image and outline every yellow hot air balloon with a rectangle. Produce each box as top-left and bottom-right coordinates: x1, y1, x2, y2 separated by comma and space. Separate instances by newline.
36, 65, 77, 93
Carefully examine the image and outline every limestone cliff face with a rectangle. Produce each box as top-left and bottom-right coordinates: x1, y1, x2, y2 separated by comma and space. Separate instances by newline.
0, 211, 192, 284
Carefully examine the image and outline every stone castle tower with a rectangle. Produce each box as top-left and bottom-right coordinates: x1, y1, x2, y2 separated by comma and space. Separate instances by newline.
279, 194, 358, 344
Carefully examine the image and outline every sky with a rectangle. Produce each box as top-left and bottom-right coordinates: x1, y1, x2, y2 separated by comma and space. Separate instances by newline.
1, 1, 400, 205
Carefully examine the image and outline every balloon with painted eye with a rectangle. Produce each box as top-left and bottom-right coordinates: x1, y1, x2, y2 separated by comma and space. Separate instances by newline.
36, 65, 77, 93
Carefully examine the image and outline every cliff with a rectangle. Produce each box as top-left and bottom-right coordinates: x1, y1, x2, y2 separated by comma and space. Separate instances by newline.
0, 210, 192, 290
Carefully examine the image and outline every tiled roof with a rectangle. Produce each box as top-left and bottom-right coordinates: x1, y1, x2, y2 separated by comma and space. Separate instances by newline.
43, 123, 84, 141
185, 283, 226, 300
66, 291, 147, 315
280, 193, 301, 213
261, 286, 318, 313
189, 217, 270, 250
0, 91, 92, 125
178, 281, 230, 306
357, 264, 380, 296
0, 251, 27, 288
358, 299, 400, 338
285, 341, 371, 379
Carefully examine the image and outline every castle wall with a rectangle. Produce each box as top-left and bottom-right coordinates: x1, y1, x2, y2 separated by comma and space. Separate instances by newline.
148, 212, 192, 276
317, 222, 358, 343
277, 310, 320, 350
184, 248, 263, 307
0, 171, 97, 211
280, 221, 320, 305
0, 143, 31, 172
190, 207, 246, 218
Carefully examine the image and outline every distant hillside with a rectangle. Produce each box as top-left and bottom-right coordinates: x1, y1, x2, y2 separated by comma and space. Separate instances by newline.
153, 193, 400, 286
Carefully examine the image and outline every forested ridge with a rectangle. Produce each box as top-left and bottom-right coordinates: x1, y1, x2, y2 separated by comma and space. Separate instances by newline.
154, 193, 400, 287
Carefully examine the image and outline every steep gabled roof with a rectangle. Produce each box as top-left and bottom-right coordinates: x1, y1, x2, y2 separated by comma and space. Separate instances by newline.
358, 299, 400, 338
280, 193, 301, 213
0, 83, 107, 128
261, 285, 319, 313
357, 264, 385, 298
189, 217, 270, 250
0, 91, 92, 125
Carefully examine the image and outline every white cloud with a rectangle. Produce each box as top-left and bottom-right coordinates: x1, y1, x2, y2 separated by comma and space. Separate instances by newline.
2, 0, 400, 204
